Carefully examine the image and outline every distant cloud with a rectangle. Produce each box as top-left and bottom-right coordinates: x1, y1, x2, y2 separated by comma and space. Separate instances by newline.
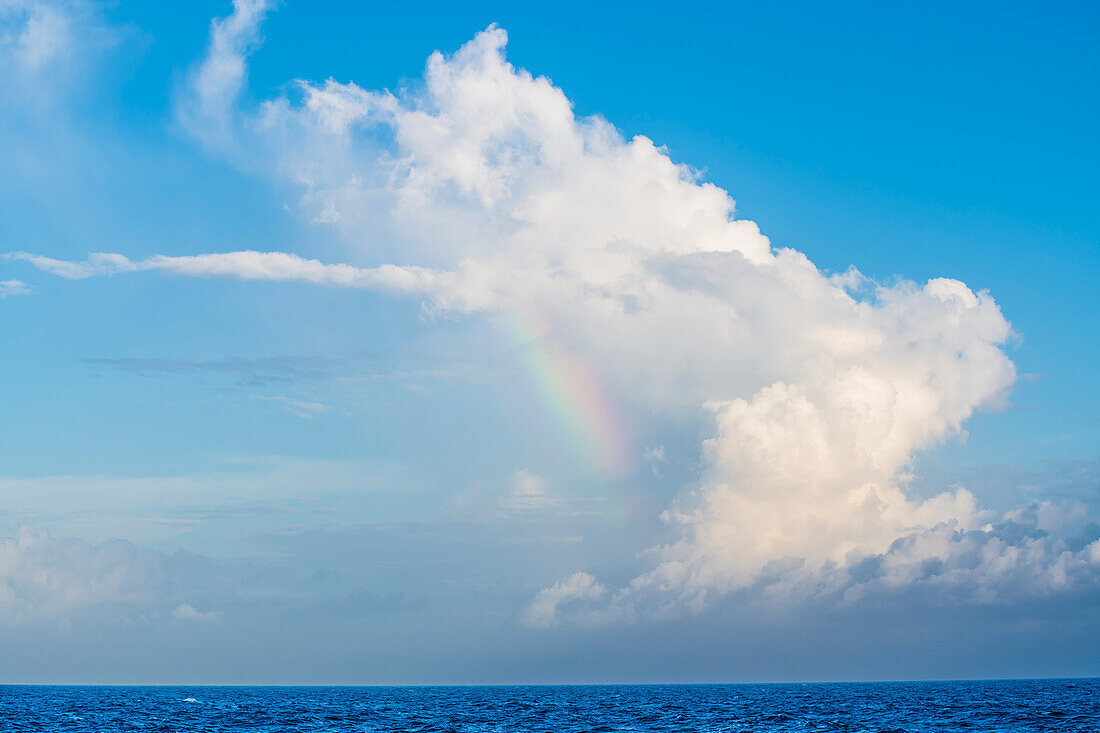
644, 445, 665, 476
170, 603, 220, 623
522, 572, 606, 629
831, 510, 1100, 606
85, 355, 347, 384
80, 353, 490, 397
0, 527, 168, 624
502, 470, 556, 511
523, 503, 1100, 627
0, 279, 30, 299
0, 0, 123, 105
250, 394, 330, 419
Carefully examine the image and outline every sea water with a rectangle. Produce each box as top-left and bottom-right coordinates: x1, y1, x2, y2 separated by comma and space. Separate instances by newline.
1, 679, 1097, 731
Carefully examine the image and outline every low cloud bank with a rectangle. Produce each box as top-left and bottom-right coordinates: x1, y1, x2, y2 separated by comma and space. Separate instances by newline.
525, 503, 1100, 626
0, 528, 217, 624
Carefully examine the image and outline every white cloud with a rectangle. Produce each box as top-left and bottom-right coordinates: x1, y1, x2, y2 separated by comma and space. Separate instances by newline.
522, 571, 606, 629
0, 279, 30, 298
503, 469, 556, 511
170, 603, 220, 623
1, 0, 73, 72
0, 0, 120, 98
17, 6, 1098, 622
5, 250, 443, 294
644, 445, 665, 476
0, 528, 235, 627
176, 0, 274, 150
0, 527, 166, 623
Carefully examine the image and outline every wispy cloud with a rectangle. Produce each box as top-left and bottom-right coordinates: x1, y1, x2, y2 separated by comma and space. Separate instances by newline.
176, 0, 274, 150
5, 250, 445, 293
0, 527, 217, 625
523, 572, 606, 629
81, 352, 493, 393
0, 0, 125, 108
250, 394, 329, 419
0, 279, 30, 299
85, 355, 350, 384
170, 603, 220, 623
502, 470, 557, 511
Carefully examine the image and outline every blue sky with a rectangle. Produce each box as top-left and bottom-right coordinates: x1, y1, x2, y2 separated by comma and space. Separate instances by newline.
0, 0, 1097, 683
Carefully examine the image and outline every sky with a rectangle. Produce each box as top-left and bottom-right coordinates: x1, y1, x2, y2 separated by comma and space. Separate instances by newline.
0, 0, 1098, 684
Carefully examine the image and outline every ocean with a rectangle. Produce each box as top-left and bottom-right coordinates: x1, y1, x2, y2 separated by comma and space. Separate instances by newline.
1, 679, 1097, 731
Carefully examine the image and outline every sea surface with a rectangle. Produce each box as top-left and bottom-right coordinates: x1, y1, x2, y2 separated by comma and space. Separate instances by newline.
1, 679, 1097, 732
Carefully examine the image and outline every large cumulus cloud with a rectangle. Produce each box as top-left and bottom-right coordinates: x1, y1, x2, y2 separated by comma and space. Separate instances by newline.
13, 1, 1098, 624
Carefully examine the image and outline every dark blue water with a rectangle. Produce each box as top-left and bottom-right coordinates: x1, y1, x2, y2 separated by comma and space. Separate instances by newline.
1, 679, 1097, 731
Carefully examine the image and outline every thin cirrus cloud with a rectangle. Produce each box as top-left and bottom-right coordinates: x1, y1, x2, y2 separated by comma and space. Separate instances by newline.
82, 353, 487, 390
0, 0, 124, 109
4, 250, 443, 294
8, 0, 1100, 627
0, 0, 79, 77
249, 394, 330, 420
170, 603, 220, 623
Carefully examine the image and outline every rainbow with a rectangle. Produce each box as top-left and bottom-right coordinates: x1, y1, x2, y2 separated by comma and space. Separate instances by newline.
508, 311, 633, 476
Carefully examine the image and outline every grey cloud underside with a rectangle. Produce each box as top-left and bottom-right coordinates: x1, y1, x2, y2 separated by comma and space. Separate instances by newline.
526, 507, 1100, 630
